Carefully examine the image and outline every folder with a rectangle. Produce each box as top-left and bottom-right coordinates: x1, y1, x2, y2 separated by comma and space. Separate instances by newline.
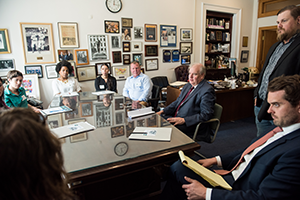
40, 106, 72, 117
178, 150, 232, 190
129, 127, 172, 141
51, 121, 95, 139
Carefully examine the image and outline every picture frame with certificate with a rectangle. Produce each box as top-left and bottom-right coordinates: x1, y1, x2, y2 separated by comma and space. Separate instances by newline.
74, 49, 89, 66
122, 42, 130, 52
76, 65, 96, 82
123, 54, 130, 65
132, 41, 142, 52
113, 65, 130, 80
144, 24, 157, 42
180, 28, 193, 41
160, 24, 177, 47
95, 62, 111, 75
181, 54, 191, 65
0, 29, 11, 54
57, 49, 74, 61
145, 45, 158, 57
69, 61, 77, 78
162, 50, 171, 63
111, 35, 121, 49
112, 51, 122, 63
80, 102, 93, 117
24, 65, 43, 78
132, 53, 142, 66
87, 34, 109, 61
241, 50, 249, 63
0, 59, 14, 76
180, 42, 193, 54
172, 49, 180, 62
134, 26, 143, 39
105, 20, 120, 33
20, 22, 56, 64
121, 18, 132, 28
57, 22, 79, 48
45, 64, 59, 79
145, 58, 158, 71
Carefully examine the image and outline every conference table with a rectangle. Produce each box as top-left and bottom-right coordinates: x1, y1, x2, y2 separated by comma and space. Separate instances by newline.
46, 92, 200, 200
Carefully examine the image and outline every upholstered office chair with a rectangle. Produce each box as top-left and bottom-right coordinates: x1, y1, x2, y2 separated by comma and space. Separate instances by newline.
151, 76, 169, 101
175, 65, 189, 82
193, 103, 223, 158
148, 85, 160, 111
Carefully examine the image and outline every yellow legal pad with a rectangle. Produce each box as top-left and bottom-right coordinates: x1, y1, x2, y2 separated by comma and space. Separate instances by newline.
178, 150, 232, 190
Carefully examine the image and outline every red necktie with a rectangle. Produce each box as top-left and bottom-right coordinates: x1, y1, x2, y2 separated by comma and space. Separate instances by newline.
215, 126, 283, 175
174, 86, 194, 117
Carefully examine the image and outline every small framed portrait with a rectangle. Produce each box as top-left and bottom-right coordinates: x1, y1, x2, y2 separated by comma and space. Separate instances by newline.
111, 125, 125, 138
74, 49, 89, 66
112, 51, 122, 63
87, 34, 109, 61
95, 62, 111, 75
76, 65, 96, 82
104, 20, 120, 33
172, 49, 180, 62
0, 59, 15, 77
180, 42, 193, 54
181, 54, 191, 65
122, 28, 131, 41
162, 50, 171, 63
123, 54, 130, 65
24, 65, 43, 78
180, 28, 193, 41
57, 49, 74, 61
121, 18, 133, 28
144, 24, 157, 42
122, 42, 130, 52
80, 102, 93, 117
57, 22, 79, 48
132, 53, 142, 66
240, 50, 249, 63
113, 65, 130, 80
145, 58, 158, 71
134, 26, 143, 39
111, 35, 121, 49
132, 41, 142, 52
0, 29, 11, 54
145, 45, 158, 57
45, 64, 59, 79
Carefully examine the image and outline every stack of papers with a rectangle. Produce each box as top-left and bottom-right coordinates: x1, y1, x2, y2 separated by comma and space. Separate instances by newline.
61, 92, 79, 97
92, 91, 115, 95
40, 106, 72, 116
51, 121, 95, 138
129, 127, 172, 141
127, 107, 154, 119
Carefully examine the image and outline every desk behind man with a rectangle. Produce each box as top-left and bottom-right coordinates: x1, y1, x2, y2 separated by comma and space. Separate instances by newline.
157, 63, 215, 142
123, 61, 153, 106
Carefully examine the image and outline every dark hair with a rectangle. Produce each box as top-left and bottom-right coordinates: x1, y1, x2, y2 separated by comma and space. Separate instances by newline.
0, 108, 74, 200
268, 74, 300, 107
7, 70, 23, 80
277, 5, 300, 20
56, 60, 73, 74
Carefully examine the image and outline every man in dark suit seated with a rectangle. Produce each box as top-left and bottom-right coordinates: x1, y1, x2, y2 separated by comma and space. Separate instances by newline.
161, 74, 300, 200
157, 63, 215, 142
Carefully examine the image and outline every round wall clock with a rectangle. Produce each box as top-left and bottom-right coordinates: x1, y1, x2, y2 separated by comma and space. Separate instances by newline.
106, 0, 122, 13
114, 142, 128, 156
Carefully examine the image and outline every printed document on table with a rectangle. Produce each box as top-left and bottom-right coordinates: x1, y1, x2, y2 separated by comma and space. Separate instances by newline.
92, 91, 116, 95
129, 127, 172, 141
51, 121, 95, 139
40, 106, 72, 116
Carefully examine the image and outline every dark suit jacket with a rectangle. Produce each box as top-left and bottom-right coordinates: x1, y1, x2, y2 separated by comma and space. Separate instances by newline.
211, 128, 300, 200
254, 33, 300, 121
163, 79, 215, 140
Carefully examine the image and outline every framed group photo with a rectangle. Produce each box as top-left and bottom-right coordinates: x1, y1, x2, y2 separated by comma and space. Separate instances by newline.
105, 20, 120, 33
87, 34, 109, 61
57, 22, 79, 48
57, 49, 74, 61
74, 49, 89, 66
0, 29, 11, 54
20, 22, 56, 64
160, 25, 177, 47
24, 65, 43, 78
144, 24, 157, 42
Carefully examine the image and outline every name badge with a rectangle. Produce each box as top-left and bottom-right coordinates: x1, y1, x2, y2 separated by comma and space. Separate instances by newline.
135, 82, 141, 87
100, 85, 105, 89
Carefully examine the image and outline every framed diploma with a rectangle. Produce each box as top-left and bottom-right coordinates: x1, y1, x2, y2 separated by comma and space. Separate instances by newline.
145, 58, 158, 71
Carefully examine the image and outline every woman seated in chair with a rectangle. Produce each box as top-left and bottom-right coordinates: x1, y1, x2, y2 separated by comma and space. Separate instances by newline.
94, 64, 117, 92
52, 60, 82, 96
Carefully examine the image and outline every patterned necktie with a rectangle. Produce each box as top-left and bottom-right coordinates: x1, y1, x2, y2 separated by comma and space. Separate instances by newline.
215, 126, 283, 175
174, 86, 194, 117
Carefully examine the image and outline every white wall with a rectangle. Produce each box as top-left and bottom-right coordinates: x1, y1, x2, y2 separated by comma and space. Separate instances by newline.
0, 0, 256, 107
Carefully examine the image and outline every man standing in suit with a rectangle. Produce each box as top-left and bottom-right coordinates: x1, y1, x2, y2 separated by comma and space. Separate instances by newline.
157, 63, 215, 142
254, 5, 300, 136
161, 74, 300, 200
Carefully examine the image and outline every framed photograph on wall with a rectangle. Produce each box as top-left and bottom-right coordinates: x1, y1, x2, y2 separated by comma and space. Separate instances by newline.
22, 74, 40, 99
69, 61, 77, 78
145, 58, 158, 71
0, 59, 14, 76
57, 22, 79, 48
74, 49, 89, 66
172, 50, 180, 62
87, 34, 109, 61
132, 53, 142, 66
95, 62, 111, 75
113, 65, 130, 80
123, 54, 130, 65
122, 42, 130, 52
111, 35, 121, 49
24, 65, 43, 78
57, 49, 74, 61
80, 102, 93, 117
0, 29, 11, 54
20, 22, 56, 64
105, 20, 120, 33
112, 51, 122, 63
180, 42, 193, 54
122, 28, 131, 41
121, 18, 132, 28
241, 50, 249, 63
180, 28, 193, 41
45, 64, 59, 79
132, 41, 142, 52
145, 45, 158, 57
144, 24, 157, 42
134, 26, 143, 39
162, 50, 171, 63
76, 65, 96, 82
160, 25, 177, 47
181, 54, 191, 65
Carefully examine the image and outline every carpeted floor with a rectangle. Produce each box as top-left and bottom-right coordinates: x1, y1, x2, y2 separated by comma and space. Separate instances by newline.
194, 117, 257, 159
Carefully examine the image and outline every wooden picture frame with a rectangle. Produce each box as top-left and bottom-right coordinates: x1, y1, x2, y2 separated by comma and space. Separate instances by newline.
112, 51, 122, 63
145, 45, 158, 57
20, 22, 56, 64
24, 65, 43, 78
121, 18, 133, 28
104, 20, 120, 33
144, 24, 157, 42
145, 58, 158, 71
74, 49, 89, 66
76, 65, 96, 82
45, 64, 59, 79
180, 28, 193, 41
80, 102, 93, 117
95, 62, 111, 75
113, 65, 130, 80
123, 54, 130, 65
0, 29, 11, 54
57, 22, 79, 48
160, 24, 177, 47
0, 59, 14, 76
180, 42, 193, 54
122, 42, 130, 52
132, 53, 142, 66
88, 34, 109, 61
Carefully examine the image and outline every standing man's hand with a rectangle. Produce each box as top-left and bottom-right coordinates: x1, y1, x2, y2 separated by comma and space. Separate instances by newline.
182, 176, 206, 200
